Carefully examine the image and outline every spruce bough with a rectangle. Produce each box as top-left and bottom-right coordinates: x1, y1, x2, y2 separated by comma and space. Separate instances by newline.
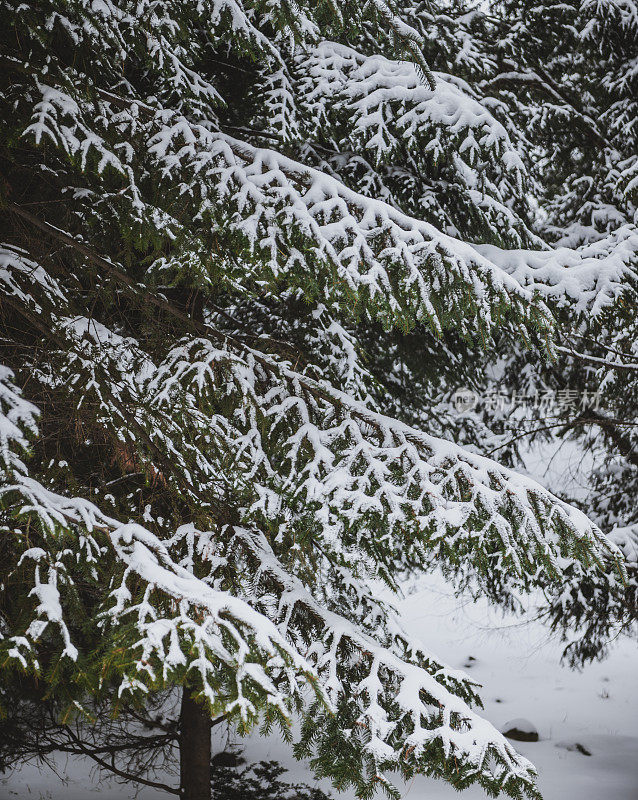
0, 0, 634, 798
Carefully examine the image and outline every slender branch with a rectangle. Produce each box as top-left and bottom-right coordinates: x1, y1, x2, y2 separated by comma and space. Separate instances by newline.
485, 415, 638, 456
50, 733, 176, 757
482, 57, 609, 149
221, 123, 342, 160
223, 124, 281, 144
583, 408, 638, 468
570, 332, 638, 362
62, 726, 180, 795
556, 344, 638, 371
484, 419, 586, 455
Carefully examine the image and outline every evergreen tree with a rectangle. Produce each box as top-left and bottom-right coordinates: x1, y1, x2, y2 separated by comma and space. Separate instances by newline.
475, 0, 638, 663
0, 0, 634, 798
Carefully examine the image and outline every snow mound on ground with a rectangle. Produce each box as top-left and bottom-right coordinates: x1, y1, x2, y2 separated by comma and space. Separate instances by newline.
501, 719, 540, 742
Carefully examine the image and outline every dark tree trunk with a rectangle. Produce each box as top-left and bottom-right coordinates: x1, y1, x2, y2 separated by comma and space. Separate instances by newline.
180, 688, 211, 800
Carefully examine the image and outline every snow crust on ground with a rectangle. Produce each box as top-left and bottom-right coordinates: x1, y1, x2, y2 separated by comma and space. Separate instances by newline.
2, 570, 636, 800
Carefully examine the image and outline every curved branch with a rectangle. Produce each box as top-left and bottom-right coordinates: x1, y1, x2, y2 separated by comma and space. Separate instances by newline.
62, 726, 180, 795
556, 344, 638, 371
482, 61, 609, 149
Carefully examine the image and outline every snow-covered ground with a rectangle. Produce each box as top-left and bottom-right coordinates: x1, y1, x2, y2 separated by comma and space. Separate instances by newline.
395, 577, 638, 800
3, 570, 636, 800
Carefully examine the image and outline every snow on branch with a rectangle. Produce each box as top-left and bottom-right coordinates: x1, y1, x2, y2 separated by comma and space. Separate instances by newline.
297, 41, 524, 175
474, 224, 638, 315
0, 369, 538, 795
220, 526, 540, 795
17, 70, 547, 339
0, 243, 68, 313
0, 240, 627, 599
147, 123, 549, 337
106, 522, 320, 719
150, 337, 624, 602
21, 71, 637, 335
0, 374, 320, 720
608, 524, 638, 565
0, 365, 39, 476
124, 100, 636, 326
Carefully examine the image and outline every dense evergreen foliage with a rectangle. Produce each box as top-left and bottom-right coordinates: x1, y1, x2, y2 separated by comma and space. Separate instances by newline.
210, 751, 332, 800
472, 0, 638, 664
0, 0, 636, 798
